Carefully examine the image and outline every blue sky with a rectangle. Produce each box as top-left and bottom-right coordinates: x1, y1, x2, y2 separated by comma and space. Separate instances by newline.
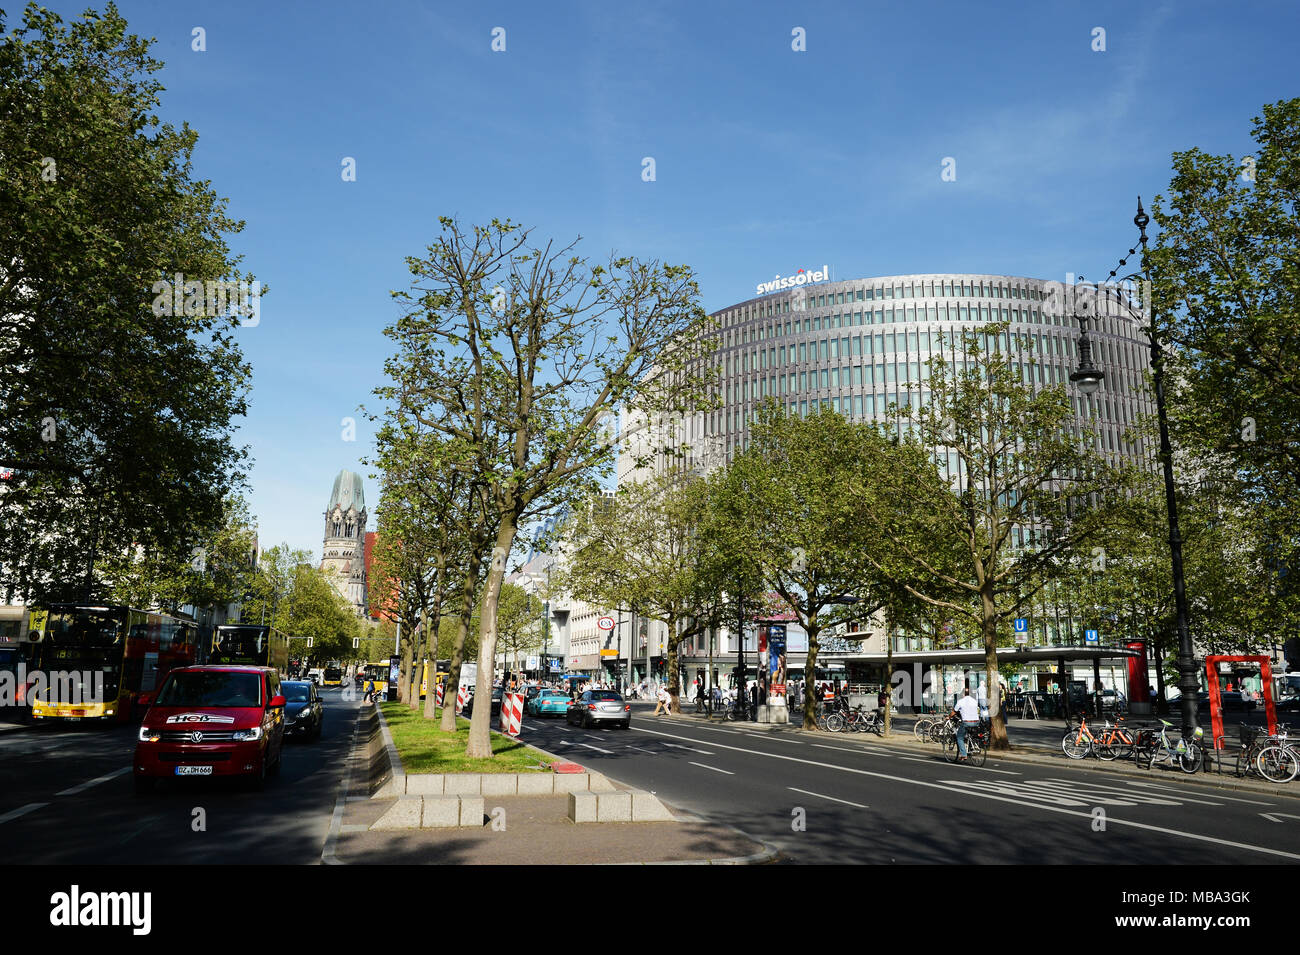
35, 0, 1298, 559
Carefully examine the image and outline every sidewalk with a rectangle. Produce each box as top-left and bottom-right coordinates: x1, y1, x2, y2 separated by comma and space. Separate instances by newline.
661, 706, 1300, 800
325, 703, 775, 865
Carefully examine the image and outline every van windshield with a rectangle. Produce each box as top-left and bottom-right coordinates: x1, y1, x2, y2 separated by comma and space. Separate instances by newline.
157, 672, 263, 708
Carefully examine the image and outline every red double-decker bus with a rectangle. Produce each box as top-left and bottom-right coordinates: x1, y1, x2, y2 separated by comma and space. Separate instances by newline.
27, 604, 202, 723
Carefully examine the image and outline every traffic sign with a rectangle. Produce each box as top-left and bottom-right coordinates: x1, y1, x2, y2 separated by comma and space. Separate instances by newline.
597, 616, 615, 631
1084, 629, 1099, 644
1013, 618, 1028, 633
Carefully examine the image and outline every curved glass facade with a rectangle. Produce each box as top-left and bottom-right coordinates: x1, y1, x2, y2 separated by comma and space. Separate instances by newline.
691, 274, 1154, 476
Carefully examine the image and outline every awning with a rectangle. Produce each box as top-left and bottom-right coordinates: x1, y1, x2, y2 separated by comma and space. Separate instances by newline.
819, 645, 1141, 666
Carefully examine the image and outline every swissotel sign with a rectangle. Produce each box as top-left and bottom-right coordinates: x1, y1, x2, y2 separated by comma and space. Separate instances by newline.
756, 266, 830, 296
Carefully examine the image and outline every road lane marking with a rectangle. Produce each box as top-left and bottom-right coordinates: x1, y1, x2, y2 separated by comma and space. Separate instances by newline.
578, 742, 614, 754
55, 766, 131, 796
788, 787, 868, 809
628, 746, 658, 755
1033, 778, 1215, 806
1124, 780, 1275, 806
664, 742, 714, 755
689, 762, 734, 775
632, 725, 1300, 861
0, 802, 48, 824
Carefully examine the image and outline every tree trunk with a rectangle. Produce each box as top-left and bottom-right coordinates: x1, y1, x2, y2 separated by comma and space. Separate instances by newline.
466, 519, 517, 759
422, 571, 447, 719
439, 549, 483, 732
397, 626, 413, 703
982, 589, 1010, 750
883, 614, 894, 737
802, 624, 820, 729
666, 615, 680, 713
408, 612, 424, 711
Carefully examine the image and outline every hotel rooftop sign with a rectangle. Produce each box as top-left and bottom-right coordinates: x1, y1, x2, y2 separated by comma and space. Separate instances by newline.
755, 265, 829, 296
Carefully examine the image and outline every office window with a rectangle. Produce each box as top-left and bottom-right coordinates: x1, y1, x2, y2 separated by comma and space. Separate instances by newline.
886, 287, 895, 299
800, 371, 807, 391
800, 401, 808, 417
799, 342, 807, 362
886, 363, 896, 384
885, 332, 896, 352
831, 368, 840, 388
821, 369, 829, 388
856, 289, 865, 301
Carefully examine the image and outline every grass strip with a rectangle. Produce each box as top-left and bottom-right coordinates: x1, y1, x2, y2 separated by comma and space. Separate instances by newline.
380, 702, 554, 774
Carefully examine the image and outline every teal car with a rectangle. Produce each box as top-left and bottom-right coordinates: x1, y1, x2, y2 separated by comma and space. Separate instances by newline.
528, 689, 570, 718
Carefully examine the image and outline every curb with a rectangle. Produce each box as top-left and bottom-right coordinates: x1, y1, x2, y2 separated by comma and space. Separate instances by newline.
670, 709, 1300, 800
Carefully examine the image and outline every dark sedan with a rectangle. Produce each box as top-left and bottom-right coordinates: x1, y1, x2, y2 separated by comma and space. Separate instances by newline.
281, 681, 323, 740
462, 687, 502, 718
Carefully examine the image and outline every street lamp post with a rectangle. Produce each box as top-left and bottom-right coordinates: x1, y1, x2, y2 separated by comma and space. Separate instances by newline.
1074, 198, 1199, 736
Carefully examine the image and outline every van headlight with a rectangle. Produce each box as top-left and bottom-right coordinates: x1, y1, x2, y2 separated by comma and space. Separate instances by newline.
139, 727, 160, 742
232, 727, 264, 741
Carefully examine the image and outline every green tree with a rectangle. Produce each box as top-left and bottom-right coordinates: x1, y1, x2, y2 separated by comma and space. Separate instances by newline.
871, 323, 1124, 749
1150, 99, 1300, 548
379, 217, 715, 758
558, 472, 725, 713
0, 3, 254, 604
711, 402, 913, 729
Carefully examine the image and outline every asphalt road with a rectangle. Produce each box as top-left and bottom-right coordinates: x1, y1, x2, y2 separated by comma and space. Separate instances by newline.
517, 704, 1300, 864
0, 689, 360, 865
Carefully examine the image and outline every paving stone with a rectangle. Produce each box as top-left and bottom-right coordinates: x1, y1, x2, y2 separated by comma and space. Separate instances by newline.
568, 791, 598, 823
459, 795, 486, 827
480, 775, 518, 796
443, 773, 482, 794
596, 792, 632, 822
516, 773, 555, 795
421, 796, 461, 828
554, 773, 591, 793
406, 775, 444, 795
370, 796, 423, 830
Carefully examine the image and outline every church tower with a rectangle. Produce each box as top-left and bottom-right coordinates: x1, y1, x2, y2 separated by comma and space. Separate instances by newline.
320, 469, 369, 617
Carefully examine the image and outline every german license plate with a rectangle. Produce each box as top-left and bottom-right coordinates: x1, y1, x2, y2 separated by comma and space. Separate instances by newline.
174, 765, 213, 776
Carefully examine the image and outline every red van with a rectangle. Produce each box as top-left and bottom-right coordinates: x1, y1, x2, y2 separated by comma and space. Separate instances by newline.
134, 665, 286, 793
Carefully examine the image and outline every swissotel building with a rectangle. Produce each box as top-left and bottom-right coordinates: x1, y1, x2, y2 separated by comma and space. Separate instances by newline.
689, 271, 1154, 481
618, 272, 1158, 694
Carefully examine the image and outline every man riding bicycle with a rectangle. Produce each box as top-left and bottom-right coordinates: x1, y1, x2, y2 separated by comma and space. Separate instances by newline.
952, 687, 981, 762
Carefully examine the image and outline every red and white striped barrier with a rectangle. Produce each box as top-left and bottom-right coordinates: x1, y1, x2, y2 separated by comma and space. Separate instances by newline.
500, 692, 525, 737
455, 685, 469, 714
435, 683, 445, 707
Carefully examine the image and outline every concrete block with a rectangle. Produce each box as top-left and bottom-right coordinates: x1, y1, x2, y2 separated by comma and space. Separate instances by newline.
421, 796, 461, 828
587, 772, 616, 793
405, 774, 444, 795
630, 790, 675, 822
516, 773, 555, 795
480, 774, 518, 796
596, 791, 633, 822
554, 773, 591, 794
568, 791, 598, 823
757, 704, 789, 724
371, 775, 402, 798
370, 795, 423, 830
443, 773, 482, 795
459, 795, 485, 827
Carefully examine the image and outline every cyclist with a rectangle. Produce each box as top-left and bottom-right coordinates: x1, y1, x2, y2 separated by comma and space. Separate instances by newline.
952, 687, 981, 761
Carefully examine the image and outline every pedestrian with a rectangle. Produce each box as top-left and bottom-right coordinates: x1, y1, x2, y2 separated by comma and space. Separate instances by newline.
364, 679, 375, 703
654, 684, 672, 716
951, 687, 981, 761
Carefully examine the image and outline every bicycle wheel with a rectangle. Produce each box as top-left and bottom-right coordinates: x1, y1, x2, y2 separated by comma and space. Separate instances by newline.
1095, 739, 1119, 761
825, 713, 846, 733
1257, 745, 1300, 783
967, 736, 987, 767
1177, 741, 1203, 774
1061, 730, 1091, 760
914, 717, 932, 741
943, 736, 961, 763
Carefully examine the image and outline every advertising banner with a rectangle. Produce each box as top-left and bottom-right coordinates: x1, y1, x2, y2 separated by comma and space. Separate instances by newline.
768, 625, 787, 700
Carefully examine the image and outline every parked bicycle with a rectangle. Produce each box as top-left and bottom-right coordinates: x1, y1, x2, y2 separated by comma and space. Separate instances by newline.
1256, 729, 1300, 783
1134, 719, 1204, 774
